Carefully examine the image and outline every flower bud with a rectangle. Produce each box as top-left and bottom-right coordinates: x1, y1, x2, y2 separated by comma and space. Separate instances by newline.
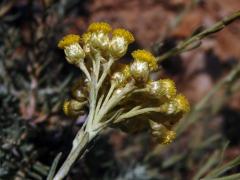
71, 79, 88, 101
58, 34, 85, 65
90, 32, 110, 50
111, 72, 125, 86
161, 130, 176, 144
146, 79, 176, 102
64, 43, 85, 65
63, 99, 86, 117
131, 50, 158, 71
82, 32, 92, 55
111, 65, 131, 87
149, 120, 176, 144
110, 28, 134, 58
88, 22, 112, 33
160, 94, 190, 115
71, 88, 86, 102
87, 22, 111, 50
110, 36, 127, 58
130, 60, 149, 83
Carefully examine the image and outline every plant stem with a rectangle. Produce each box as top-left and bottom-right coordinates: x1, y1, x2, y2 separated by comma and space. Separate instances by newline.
53, 55, 114, 179
79, 61, 91, 81
157, 11, 240, 62
53, 128, 87, 180
115, 106, 160, 123
97, 58, 114, 90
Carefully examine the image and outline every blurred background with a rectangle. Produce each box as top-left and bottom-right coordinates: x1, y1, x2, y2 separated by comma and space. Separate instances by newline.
1, 0, 240, 179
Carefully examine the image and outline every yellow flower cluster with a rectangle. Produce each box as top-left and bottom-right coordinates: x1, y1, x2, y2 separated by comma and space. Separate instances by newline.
112, 65, 189, 144
58, 22, 190, 145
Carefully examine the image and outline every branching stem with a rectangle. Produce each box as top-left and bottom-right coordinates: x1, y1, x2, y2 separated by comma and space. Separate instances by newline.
157, 11, 240, 62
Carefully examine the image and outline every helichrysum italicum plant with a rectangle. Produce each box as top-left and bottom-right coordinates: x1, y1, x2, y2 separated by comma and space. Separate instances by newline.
53, 22, 190, 179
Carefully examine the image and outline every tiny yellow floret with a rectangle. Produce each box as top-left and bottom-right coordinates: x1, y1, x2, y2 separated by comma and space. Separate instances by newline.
63, 100, 70, 116
175, 94, 190, 113
88, 22, 112, 33
162, 130, 176, 144
112, 28, 135, 44
122, 65, 131, 78
147, 79, 176, 100
132, 50, 158, 71
162, 79, 176, 96
58, 34, 81, 49
82, 32, 92, 43
111, 64, 131, 87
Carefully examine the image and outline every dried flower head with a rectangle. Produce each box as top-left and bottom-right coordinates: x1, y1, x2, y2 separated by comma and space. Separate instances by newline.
130, 60, 150, 83
160, 94, 190, 115
71, 79, 88, 101
132, 50, 158, 71
87, 23, 111, 50
87, 22, 112, 33
112, 28, 134, 44
63, 99, 86, 117
82, 32, 92, 44
150, 120, 176, 144
58, 34, 81, 49
111, 64, 131, 87
58, 34, 85, 65
110, 29, 134, 58
147, 79, 176, 101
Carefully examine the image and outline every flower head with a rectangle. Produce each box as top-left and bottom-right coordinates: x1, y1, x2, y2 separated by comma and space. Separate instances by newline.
63, 99, 86, 117
147, 79, 176, 101
82, 32, 92, 44
64, 44, 85, 64
161, 130, 176, 144
130, 60, 149, 83
88, 22, 112, 33
112, 28, 134, 44
58, 34, 81, 49
131, 50, 158, 71
71, 79, 88, 101
160, 94, 190, 115
58, 34, 85, 65
87, 22, 111, 50
149, 120, 176, 144
175, 94, 190, 113
63, 100, 71, 115
109, 28, 134, 58
111, 64, 131, 87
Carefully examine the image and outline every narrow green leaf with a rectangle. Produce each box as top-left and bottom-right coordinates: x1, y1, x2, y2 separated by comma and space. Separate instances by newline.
202, 173, 240, 180
205, 156, 240, 178
47, 153, 62, 180
193, 151, 220, 180
162, 153, 186, 169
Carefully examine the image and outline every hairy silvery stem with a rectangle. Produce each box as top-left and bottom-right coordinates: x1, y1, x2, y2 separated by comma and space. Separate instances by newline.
53, 123, 100, 180
53, 55, 116, 180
